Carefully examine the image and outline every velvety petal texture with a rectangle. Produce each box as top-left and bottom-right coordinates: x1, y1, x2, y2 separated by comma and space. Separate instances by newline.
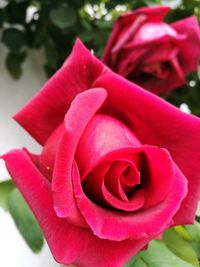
102, 6, 200, 94
1, 150, 152, 267
2, 40, 200, 267
73, 158, 187, 241
94, 73, 200, 224
52, 88, 107, 220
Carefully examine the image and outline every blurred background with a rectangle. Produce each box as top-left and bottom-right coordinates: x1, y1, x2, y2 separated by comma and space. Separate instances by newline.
0, 0, 200, 113
0, 0, 200, 266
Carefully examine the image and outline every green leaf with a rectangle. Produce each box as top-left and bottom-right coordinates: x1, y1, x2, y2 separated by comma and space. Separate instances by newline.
7, 0, 29, 3
5, 2, 28, 24
81, 19, 93, 31
94, 20, 113, 30
2, 28, 25, 53
185, 221, 200, 242
15, 0, 29, 2
127, 240, 195, 267
185, 221, 200, 258
163, 228, 199, 267
0, 8, 4, 28
0, 180, 15, 211
45, 38, 59, 69
142, 240, 195, 267
6, 52, 27, 79
144, 0, 162, 6
126, 254, 147, 267
174, 226, 192, 241
7, 189, 44, 253
68, 0, 84, 8
50, 4, 77, 29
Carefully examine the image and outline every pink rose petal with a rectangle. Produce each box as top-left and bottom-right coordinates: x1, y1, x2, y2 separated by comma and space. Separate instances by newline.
52, 88, 107, 222
1, 150, 151, 267
94, 73, 200, 224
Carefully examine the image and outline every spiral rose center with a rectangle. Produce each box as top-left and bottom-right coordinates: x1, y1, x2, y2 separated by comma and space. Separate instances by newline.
82, 152, 145, 212
77, 114, 174, 212
39, 113, 174, 213
105, 160, 140, 201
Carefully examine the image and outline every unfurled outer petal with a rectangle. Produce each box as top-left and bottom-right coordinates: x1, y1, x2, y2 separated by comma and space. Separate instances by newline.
52, 88, 107, 222
93, 73, 200, 224
1, 150, 152, 267
1, 149, 84, 264
14, 39, 106, 145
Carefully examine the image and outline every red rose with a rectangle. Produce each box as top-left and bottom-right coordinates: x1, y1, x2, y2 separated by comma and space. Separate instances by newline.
2, 40, 200, 267
102, 6, 200, 94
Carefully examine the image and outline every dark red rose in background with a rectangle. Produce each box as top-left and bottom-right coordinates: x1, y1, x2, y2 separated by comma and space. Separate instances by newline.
2, 40, 200, 267
102, 6, 200, 94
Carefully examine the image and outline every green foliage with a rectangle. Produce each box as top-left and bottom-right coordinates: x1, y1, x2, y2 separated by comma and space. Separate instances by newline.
163, 228, 199, 267
0, 180, 15, 211
49, 4, 77, 29
2, 28, 25, 53
126, 239, 198, 267
0, 180, 44, 253
0, 0, 199, 112
7, 188, 44, 253
0, 9, 4, 28
126, 212, 200, 267
166, 75, 200, 117
185, 222, 200, 258
6, 51, 27, 78
0, 0, 197, 76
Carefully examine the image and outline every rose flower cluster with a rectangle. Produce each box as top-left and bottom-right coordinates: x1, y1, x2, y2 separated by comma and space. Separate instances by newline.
102, 6, 200, 94
1, 5, 200, 267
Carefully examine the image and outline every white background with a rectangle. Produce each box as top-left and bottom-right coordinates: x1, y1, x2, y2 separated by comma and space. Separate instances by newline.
0, 44, 59, 267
